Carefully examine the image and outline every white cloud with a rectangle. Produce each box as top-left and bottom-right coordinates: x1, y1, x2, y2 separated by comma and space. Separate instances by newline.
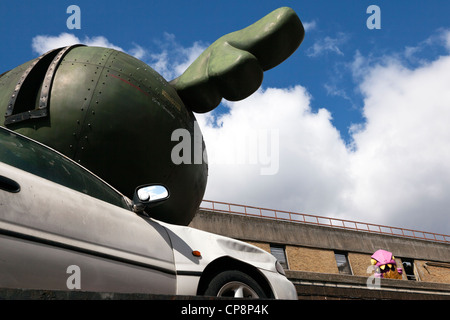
345, 54, 450, 233
31, 32, 206, 81
306, 32, 349, 57
196, 86, 351, 217
128, 43, 147, 60
441, 29, 450, 51
198, 37, 450, 235
324, 83, 353, 105
147, 32, 207, 80
303, 20, 317, 33
32, 33, 80, 54
32, 33, 124, 55
173, 41, 207, 77
31, 32, 151, 62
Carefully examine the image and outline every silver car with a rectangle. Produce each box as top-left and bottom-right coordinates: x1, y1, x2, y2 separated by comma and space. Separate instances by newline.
0, 126, 296, 299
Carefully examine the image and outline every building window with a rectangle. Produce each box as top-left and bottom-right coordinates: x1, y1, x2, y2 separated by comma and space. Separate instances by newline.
270, 245, 288, 270
402, 258, 417, 281
334, 251, 352, 275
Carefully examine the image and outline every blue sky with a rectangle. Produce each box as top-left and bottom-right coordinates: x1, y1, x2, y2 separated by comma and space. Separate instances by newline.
1, 1, 450, 235
2, 0, 450, 143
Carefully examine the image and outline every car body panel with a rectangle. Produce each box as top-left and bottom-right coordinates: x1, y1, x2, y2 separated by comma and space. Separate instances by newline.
0, 233, 176, 294
0, 161, 177, 293
259, 269, 298, 300
161, 222, 276, 274
160, 222, 297, 298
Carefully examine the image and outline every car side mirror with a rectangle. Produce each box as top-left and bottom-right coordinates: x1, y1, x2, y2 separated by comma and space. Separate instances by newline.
132, 184, 170, 214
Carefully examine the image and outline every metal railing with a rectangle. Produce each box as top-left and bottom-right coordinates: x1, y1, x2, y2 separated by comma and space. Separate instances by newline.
199, 200, 450, 244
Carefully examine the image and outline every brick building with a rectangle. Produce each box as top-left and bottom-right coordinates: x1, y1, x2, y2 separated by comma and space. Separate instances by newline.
190, 200, 450, 300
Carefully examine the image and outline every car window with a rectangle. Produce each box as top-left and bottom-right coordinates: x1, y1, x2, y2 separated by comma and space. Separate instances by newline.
0, 127, 130, 209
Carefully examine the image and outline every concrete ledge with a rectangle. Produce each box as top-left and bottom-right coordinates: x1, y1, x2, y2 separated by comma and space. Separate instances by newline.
191, 210, 450, 262
286, 270, 450, 300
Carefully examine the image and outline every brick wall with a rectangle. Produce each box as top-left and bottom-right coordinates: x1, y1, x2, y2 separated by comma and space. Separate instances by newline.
415, 260, 450, 284
246, 240, 450, 286
286, 246, 338, 273
348, 252, 371, 277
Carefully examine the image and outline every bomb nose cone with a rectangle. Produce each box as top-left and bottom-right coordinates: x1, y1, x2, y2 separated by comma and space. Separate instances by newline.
0, 45, 207, 225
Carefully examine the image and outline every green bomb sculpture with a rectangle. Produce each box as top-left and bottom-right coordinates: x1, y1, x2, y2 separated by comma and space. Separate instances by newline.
0, 7, 304, 225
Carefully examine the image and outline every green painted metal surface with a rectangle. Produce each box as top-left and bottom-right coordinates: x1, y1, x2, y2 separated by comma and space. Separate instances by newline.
170, 7, 304, 113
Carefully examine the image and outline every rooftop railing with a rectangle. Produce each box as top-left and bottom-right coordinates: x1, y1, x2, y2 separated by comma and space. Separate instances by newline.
199, 200, 450, 244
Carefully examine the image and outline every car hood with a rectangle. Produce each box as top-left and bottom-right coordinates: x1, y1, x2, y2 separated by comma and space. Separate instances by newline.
156, 220, 278, 274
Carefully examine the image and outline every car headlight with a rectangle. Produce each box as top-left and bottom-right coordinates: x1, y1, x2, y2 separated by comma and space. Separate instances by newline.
275, 260, 286, 276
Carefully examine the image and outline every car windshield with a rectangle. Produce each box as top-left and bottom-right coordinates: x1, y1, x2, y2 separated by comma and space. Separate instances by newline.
0, 127, 130, 210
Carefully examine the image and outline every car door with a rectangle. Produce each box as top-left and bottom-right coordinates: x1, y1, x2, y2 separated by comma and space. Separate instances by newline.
0, 128, 176, 294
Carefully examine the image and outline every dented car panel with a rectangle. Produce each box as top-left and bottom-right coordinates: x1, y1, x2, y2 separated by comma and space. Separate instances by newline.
0, 161, 177, 294
160, 222, 297, 299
